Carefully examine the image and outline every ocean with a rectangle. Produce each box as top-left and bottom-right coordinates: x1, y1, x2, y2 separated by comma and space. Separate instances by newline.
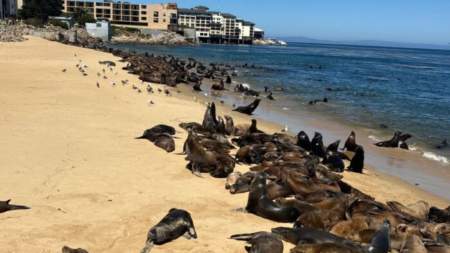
109, 42, 450, 199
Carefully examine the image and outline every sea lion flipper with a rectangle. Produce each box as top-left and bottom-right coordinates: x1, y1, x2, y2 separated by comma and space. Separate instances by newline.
140, 241, 154, 253
231, 208, 247, 213
192, 171, 204, 178
183, 232, 193, 240
229, 233, 255, 241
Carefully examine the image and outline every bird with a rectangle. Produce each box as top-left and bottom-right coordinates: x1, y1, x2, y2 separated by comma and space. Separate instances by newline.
140, 80, 144, 84
176, 90, 181, 94
103, 76, 107, 80
97, 72, 100, 77
158, 88, 162, 93
137, 89, 142, 93
74, 54, 77, 57
204, 93, 208, 97
110, 67, 113, 71
62, 68, 66, 72
75, 64, 79, 67
165, 90, 171, 96
83, 63, 87, 68
114, 71, 117, 75
111, 81, 115, 86
147, 99, 154, 105
122, 80, 127, 85
281, 126, 289, 132
82, 73, 88, 76
132, 85, 137, 89
96, 82, 99, 88
102, 69, 105, 73
147, 85, 153, 94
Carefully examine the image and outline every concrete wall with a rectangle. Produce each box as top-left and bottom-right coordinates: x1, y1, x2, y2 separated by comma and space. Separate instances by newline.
86, 21, 111, 41
183, 28, 197, 43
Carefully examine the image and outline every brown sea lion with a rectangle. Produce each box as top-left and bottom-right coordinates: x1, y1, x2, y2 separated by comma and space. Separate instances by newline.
429, 206, 450, 223
236, 171, 301, 223
202, 102, 218, 130
274, 197, 319, 214
295, 190, 342, 204
62, 246, 89, 253
425, 242, 450, 253
216, 116, 226, 134
200, 138, 231, 154
387, 201, 428, 222
342, 131, 357, 152
345, 199, 392, 219
400, 234, 427, 253
267, 180, 294, 200
0, 199, 30, 213
330, 218, 369, 238
230, 231, 283, 253
233, 99, 262, 115
282, 170, 339, 196
294, 209, 343, 230
154, 134, 175, 153
140, 208, 197, 253
225, 172, 242, 190
407, 200, 430, 218
179, 122, 215, 135
224, 115, 234, 135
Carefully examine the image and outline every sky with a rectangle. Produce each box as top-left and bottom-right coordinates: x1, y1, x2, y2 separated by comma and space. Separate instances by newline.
147, 0, 450, 45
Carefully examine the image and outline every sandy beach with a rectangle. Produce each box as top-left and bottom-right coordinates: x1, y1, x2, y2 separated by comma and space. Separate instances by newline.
0, 37, 448, 253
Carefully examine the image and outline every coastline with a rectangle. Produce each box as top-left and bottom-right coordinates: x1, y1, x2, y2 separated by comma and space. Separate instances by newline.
0, 36, 448, 252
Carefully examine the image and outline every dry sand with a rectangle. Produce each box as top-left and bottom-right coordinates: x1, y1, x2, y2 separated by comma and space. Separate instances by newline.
0, 37, 448, 253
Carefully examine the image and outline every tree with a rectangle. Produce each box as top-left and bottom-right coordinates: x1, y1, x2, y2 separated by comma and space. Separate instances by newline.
72, 8, 96, 27
17, 0, 63, 22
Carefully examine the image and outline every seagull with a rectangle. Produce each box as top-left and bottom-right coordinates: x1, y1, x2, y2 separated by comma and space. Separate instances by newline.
111, 81, 115, 86
158, 88, 162, 93
137, 88, 142, 93
176, 90, 181, 94
114, 71, 117, 75
132, 85, 137, 89
83, 63, 87, 68
74, 54, 77, 57
147, 99, 154, 105
97, 72, 100, 77
102, 69, 105, 73
62, 68, 66, 72
76, 64, 79, 67
110, 67, 113, 71
281, 126, 288, 132
103, 76, 107, 80
140, 80, 144, 84
82, 73, 88, 76
122, 80, 127, 85
147, 85, 153, 94
194, 96, 197, 102
204, 93, 208, 97
165, 90, 171, 96
96, 82, 99, 88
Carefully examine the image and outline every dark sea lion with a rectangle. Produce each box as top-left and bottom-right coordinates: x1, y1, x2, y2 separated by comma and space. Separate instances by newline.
140, 208, 197, 253
323, 151, 345, 172
380, 124, 388, 129
425, 242, 450, 253
240, 171, 301, 223
366, 218, 391, 253
62, 246, 89, 253
216, 116, 226, 134
297, 131, 311, 151
192, 81, 202, 91
347, 145, 365, 173
224, 115, 235, 135
135, 125, 176, 142
294, 209, 343, 230
179, 122, 215, 135
233, 99, 262, 115
374, 131, 402, 148
342, 131, 357, 152
327, 140, 341, 152
400, 142, 409, 150
398, 133, 413, 143
310, 132, 326, 157
290, 243, 364, 253
154, 134, 175, 153
436, 139, 448, 149
271, 227, 361, 249
225, 172, 242, 190
429, 206, 450, 223
267, 92, 275, 101
0, 199, 30, 213
230, 231, 283, 253
202, 102, 218, 130
400, 234, 427, 253
274, 197, 319, 214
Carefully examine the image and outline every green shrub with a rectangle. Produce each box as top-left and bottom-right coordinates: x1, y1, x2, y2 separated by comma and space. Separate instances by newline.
24, 18, 44, 27
49, 19, 68, 29
111, 25, 141, 36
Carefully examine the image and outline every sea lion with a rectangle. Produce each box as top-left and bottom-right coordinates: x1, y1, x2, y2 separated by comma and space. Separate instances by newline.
267, 92, 275, 101
342, 131, 357, 152
154, 134, 175, 153
294, 209, 343, 230
330, 218, 369, 238
400, 234, 427, 253
400, 142, 409, 150
290, 243, 364, 253
374, 131, 402, 148
135, 125, 176, 142
216, 116, 226, 134
98, 60, 116, 66
310, 132, 326, 157
387, 201, 428, 222
327, 140, 341, 152
233, 99, 262, 115
0, 199, 30, 213
140, 208, 197, 253
295, 189, 342, 204
224, 115, 235, 135
436, 139, 448, 149
239, 171, 301, 223
226, 172, 242, 190
323, 151, 345, 172
398, 133, 413, 143
429, 206, 450, 223
425, 242, 450, 253
366, 218, 391, 253
62, 246, 89, 253
230, 232, 283, 253
347, 145, 365, 173
297, 131, 311, 151
202, 102, 218, 130
274, 197, 319, 214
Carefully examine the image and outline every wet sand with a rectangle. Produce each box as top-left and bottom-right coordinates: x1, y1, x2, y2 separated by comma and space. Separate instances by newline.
0, 37, 448, 253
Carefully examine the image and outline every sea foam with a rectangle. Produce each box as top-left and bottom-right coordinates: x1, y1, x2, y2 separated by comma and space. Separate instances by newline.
422, 152, 449, 164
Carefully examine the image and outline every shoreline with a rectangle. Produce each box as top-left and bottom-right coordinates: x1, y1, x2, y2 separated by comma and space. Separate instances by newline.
0, 36, 448, 252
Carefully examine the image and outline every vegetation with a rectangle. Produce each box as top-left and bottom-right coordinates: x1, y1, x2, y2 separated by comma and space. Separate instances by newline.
111, 25, 141, 36
49, 19, 68, 29
24, 18, 44, 28
72, 8, 96, 28
17, 0, 63, 22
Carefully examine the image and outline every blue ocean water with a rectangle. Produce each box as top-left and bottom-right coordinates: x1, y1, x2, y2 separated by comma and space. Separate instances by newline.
109, 42, 450, 164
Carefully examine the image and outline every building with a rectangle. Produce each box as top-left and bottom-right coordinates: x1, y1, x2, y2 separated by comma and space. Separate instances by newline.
63, 0, 178, 30
242, 21, 254, 42
254, 27, 264, 39
1, 0, 23, 18
85, 20, 111, 41
177, 8, 211, 40
49, 16, 75, 28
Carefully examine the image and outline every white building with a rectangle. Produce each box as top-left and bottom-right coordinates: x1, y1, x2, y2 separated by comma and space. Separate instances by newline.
236, 18, 243, 40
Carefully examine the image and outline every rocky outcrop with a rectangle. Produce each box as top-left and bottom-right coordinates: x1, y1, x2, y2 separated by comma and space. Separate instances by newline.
0, 20, 27, 42
111, 31, 191, 45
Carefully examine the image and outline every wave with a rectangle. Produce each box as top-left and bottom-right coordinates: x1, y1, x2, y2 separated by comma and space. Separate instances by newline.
368, 135, 382, 142
241, 83, 251, 89
422, 152, 449, 164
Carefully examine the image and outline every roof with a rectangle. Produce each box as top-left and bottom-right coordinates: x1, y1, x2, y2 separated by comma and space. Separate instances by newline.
221, 13, 236, 18
243, 21, 255, 26
178, 8, 211, 15
254, 27, 264, 32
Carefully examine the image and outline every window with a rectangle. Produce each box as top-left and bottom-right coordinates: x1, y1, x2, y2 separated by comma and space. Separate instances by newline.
142, 17, 147, 20
96, 23, 101, 27
154, 18, 159, 23
154, 11, 159, 17
163, 18, 166, 22
141, 5, 146, 9
141, 11, 146, 15
163, 12, 166, 16
171, 13, 176, 18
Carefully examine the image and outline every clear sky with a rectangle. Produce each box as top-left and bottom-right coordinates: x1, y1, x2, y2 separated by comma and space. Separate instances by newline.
149, 0, 449, 45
